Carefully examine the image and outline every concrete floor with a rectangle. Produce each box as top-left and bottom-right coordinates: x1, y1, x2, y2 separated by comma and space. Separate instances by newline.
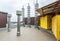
0, 26, 56, 41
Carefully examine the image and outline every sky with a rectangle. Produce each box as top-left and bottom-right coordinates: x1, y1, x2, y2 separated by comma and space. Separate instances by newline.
0, 0, 56, 22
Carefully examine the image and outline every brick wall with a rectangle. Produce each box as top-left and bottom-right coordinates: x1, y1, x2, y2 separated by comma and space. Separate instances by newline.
0, 12, 7, 28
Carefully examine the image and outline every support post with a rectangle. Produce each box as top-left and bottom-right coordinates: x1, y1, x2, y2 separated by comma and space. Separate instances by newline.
7, 14, 11, 32
35, 0, 40, 29
27, 3, 31, 28
16, 11, 21, 36
22, 6, 25, 27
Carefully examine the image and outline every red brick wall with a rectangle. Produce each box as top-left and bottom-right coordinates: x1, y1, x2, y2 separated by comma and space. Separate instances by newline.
24, 16, 40, 25
30, 17, 35, 25
24, 18, 27, 24
0, 12, 7, 28
38, 16, 40, 26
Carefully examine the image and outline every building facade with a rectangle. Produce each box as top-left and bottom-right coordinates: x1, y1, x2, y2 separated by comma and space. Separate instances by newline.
37, 0, 60, 41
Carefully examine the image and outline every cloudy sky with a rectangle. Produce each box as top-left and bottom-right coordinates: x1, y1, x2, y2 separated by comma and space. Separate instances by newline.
0, 0, 56, 22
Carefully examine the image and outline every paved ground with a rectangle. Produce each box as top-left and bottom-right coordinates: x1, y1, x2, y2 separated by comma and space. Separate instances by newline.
0, 26, 56, 41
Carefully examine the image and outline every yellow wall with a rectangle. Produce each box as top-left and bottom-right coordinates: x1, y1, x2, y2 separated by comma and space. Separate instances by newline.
40, 16, 47, 29
47, 15, 52, 29
40, 15, 52, 30
52, 15, 60, 40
